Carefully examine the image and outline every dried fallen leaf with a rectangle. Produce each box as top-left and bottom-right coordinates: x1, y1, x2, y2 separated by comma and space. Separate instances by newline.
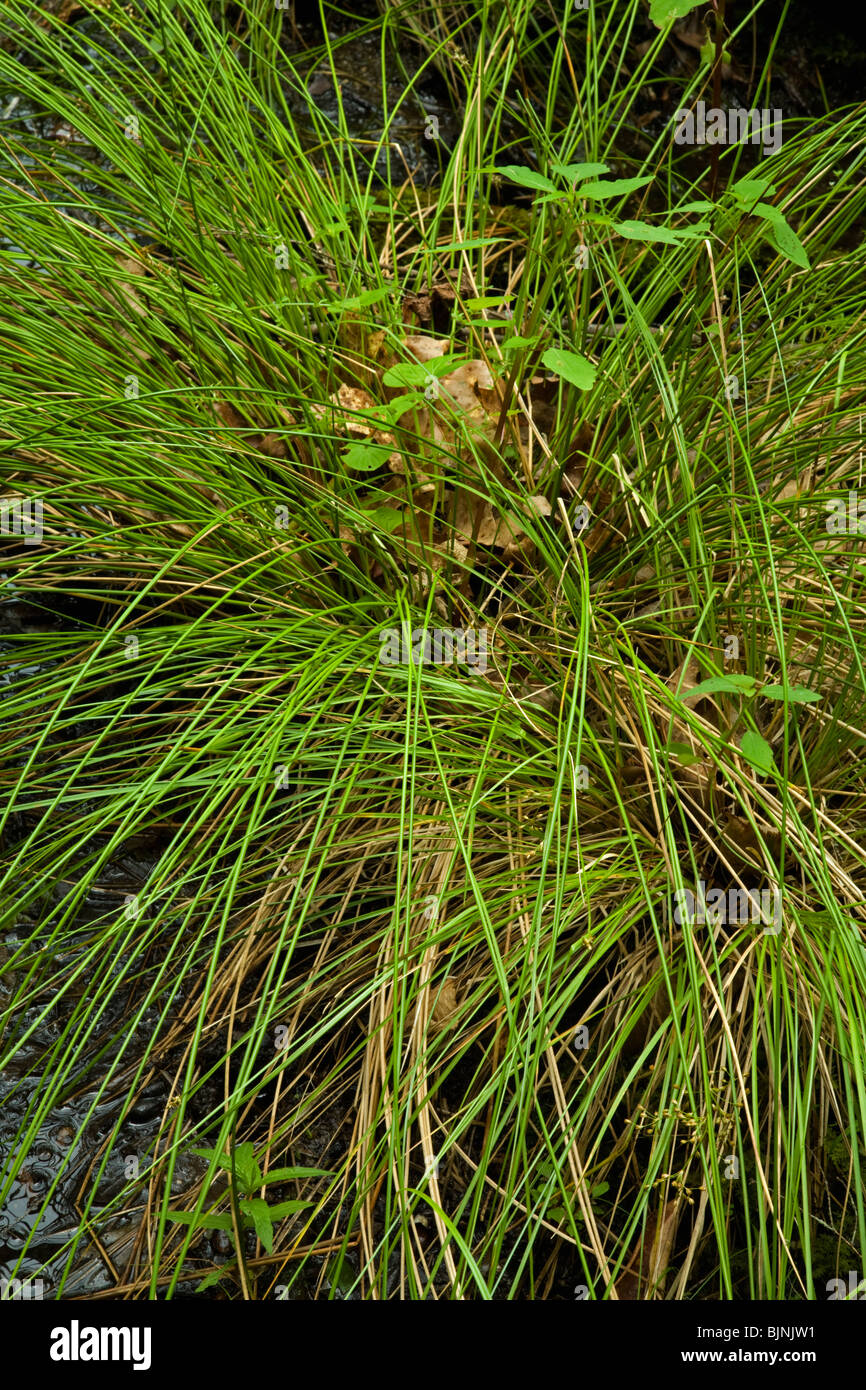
402, 334, 449, 364
455, 491, 550, 551
615, 1200, 680, 1299
311, 384, 401, 467
430, 978, 459, 1029
441, 359, 499, 423
402, 281, 458, 334
110, 255, 150, 363
114, 257, 148, 319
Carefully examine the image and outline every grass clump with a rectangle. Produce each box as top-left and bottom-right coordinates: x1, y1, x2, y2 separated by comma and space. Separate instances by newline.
1, 0, 865, 1300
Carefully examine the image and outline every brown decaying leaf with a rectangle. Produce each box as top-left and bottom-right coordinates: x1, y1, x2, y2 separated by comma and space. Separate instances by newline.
311, 384, 401, 469
401, 279, 461, 335
430, 978, 459, 1030
614, 1199, 680, 1299
311, 332, 556, 562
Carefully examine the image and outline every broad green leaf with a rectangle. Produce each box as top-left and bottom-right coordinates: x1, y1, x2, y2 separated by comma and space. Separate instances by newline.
260, 1166, 334, 1184
541, 347, 597, 390
382, 362, 432, 387
579, 175, 653, 199
612, 220, 682, 244
650, 0, 704, 28
357, 506, 405, 533
494, 165, 558, 193
168, 1209, 235, 1232
753, 204, 810, 269
342, 442, 392, 472
549, 161, 610, 182
263, 1199, 316, 1218
730, 176, 776, 203
463, 296, 511, 310
324, 286, 390, 313
196, 1267, 229, 1291
376, 393, 425, 423
191, 1145, 260, 1192
231, 1142, 261, 1193
700, 39, 731, 65
764, 219, 810, 269
666, 741, 703, 766
678, 674, 758, 701
502, 335, 539, 353
760, 684, 821, 704
425, 353, 471, 376
240, 1197, 274, 1253
678, 199, 716, 214
674, 223, 712, 240
383, 354, 467, 387
740, 730, 776, 775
